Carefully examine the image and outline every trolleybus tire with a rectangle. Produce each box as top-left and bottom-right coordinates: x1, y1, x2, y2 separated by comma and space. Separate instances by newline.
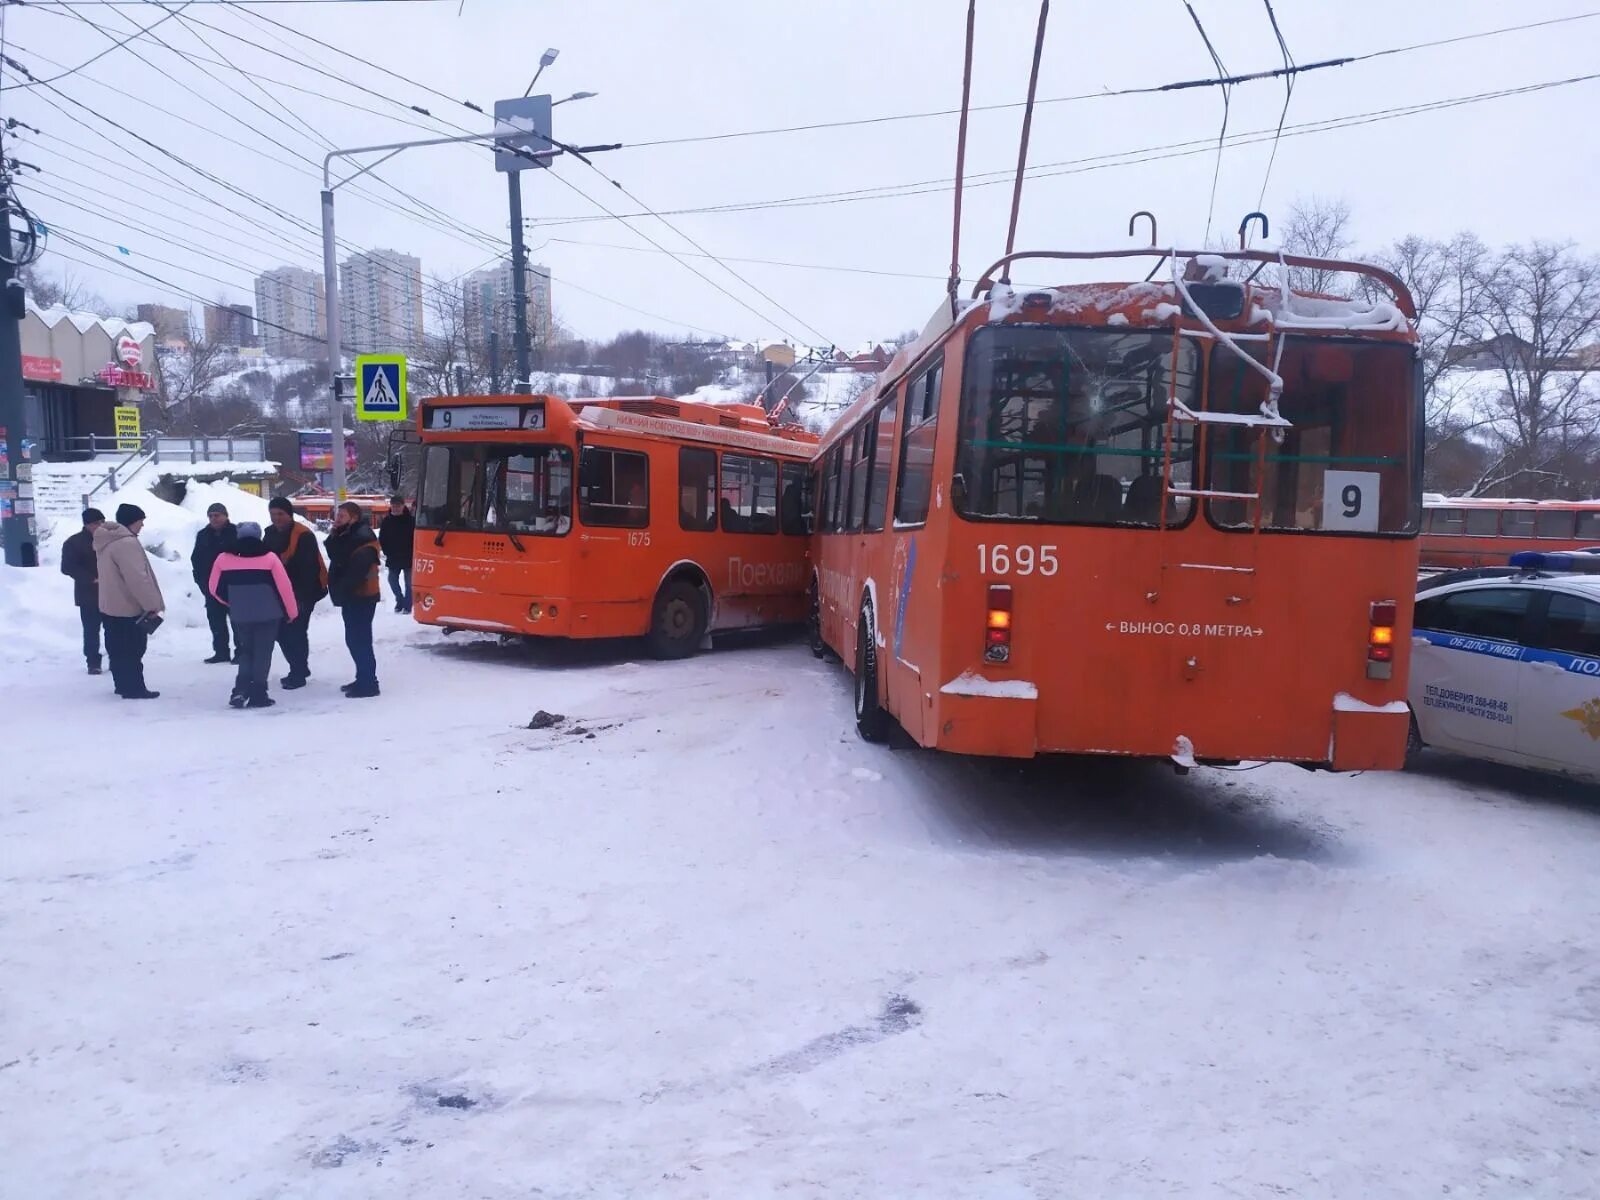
807, 578, 826, 659
854, 600, 890, 743
648, 581, 708, 660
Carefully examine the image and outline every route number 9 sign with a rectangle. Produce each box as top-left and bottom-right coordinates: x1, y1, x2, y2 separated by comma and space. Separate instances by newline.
1322, 470, 1380, 532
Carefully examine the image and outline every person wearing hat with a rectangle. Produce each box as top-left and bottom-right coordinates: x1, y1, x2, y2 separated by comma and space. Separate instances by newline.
325, 500, 382, 698
191, 502, 238, 664
94, 503, 165, 700
60, 507, 106, 675
208, 521, 299, 709
262, 495, 327, 689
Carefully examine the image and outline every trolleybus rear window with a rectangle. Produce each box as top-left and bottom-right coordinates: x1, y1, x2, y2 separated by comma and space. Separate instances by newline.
954, 327, 1199, 526
418, 444, 572, 535
1207, 338, 1418, 535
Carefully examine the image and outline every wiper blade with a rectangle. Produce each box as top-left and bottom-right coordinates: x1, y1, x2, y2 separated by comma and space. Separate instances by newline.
505, 527, 527, 553
433, 527, 449, 547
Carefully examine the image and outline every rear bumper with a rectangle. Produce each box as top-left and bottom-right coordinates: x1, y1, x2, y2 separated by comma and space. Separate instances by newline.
928, 691, 1409, 770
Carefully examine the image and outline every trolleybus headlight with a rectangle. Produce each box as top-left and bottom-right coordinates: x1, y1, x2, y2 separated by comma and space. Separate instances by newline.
528, 603, 543, 621
985, 584, 1013, 664
1367, 599, 1397, 678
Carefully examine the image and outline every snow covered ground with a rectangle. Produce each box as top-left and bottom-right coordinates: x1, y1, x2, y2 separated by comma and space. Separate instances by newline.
3, 557, 1600, 1197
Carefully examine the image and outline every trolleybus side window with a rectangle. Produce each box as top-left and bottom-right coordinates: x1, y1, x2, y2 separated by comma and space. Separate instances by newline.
1578, 511, 1600, 540
1429, 508, 1465, 535
1536, 510, 1576, 539
679, 446, 718, 531
954, 328, 1197, 526
895, 361, 942, 526
865, 392, 897, 532
1465, 508, 1499, 536
820, 446, 844, 533
416, 444, 572, 536
1208, 337, 1418, 535
722, 453, 779, 534
1502, 510, 1537, 539
780, 462, 813, 536
846, 413, 876, 533
579, 446, 649, 529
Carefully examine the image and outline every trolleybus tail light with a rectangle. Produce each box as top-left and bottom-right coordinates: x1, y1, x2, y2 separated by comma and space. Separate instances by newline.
1367, 599, 1397, 679
985, 585, 1013, 664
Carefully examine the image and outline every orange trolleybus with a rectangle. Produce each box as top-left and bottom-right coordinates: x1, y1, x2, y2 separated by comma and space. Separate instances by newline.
1419, 497, 1600, 569
810, 246, 1423, 770
411, 393, 818, 657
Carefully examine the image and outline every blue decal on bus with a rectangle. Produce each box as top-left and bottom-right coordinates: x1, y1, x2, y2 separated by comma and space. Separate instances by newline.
894, 538, 917, 660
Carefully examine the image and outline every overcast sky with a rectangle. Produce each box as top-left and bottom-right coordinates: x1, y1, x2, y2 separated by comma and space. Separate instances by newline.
8, 0, 1600, 349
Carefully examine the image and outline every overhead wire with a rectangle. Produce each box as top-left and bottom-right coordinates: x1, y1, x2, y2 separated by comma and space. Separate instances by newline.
519, 73, 1600, 227
612, 11, 1600, 151
1255, 0, 1294, 216
0, 0, 193, 90
1182, 0, 1231, 246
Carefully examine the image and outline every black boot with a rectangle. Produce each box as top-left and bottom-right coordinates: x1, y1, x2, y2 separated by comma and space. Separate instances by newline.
87, 659, 103, 676
205, 652, 230, 665
246, 692, 277, 709
229, 689, 248, 709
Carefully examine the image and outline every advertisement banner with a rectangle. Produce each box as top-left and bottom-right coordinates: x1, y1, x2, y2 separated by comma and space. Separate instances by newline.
114, 405, 142, 452
298, 431, 358, 472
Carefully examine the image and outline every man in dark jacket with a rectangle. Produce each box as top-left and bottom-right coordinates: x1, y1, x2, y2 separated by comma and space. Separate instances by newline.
190, 502, 238, 664
263, 495, 327, 689
60, 507, 105, 675
378, 495, 415, 614
326, 500, 381, 699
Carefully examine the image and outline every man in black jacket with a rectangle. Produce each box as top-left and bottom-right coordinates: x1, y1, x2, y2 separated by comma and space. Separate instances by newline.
191, 502, 238, 664
379, 495, 415, 613
263, 495, 327, 689
60, 507, 105, 675
326, 501, 382, 699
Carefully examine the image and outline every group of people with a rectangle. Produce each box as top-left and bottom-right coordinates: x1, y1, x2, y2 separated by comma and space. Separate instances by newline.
59, 494, 416, 707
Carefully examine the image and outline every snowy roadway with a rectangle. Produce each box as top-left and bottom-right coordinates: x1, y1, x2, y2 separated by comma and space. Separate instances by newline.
4, 604, 1600, 1198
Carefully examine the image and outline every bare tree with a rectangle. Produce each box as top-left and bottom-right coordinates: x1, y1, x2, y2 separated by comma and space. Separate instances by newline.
1468, 242, 1600, 496
20, 262, 110, 312
153, 337, 233, 429
1279, 196, 1355, 296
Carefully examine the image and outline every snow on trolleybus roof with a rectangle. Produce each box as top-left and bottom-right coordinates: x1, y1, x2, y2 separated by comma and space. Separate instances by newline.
412, 393, 819, 657
810, 243, 1426, 771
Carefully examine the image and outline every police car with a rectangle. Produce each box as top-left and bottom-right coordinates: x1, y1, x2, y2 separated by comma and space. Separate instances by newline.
1409, 551, 1600, 783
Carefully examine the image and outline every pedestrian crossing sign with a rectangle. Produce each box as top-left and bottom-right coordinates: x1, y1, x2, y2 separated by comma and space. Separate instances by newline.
355, 354, 407, 422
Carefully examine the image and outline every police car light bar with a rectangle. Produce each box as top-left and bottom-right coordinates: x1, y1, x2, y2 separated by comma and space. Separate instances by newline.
1509, 550, 1600, 574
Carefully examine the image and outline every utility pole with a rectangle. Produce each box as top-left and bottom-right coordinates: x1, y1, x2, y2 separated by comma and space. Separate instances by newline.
319, 187, 349, 501
1, 146, 40, 566
508, 172, 532, 395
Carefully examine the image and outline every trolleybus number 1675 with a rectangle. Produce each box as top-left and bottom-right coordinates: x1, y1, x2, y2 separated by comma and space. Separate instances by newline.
977, 544, 1060, 577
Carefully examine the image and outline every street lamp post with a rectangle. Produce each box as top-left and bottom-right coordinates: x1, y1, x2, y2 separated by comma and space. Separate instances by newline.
319, 128, 555, 498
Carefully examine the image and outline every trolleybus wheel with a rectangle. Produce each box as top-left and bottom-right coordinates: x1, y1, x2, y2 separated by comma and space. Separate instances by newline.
854, 600, 890, 743
807, 578, 826, 659
648, 581, 707, 660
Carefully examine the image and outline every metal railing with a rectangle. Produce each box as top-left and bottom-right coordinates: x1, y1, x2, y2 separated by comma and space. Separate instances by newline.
80, 434, 270, 508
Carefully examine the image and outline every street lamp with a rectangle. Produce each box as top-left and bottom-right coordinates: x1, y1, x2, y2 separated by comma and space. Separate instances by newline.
524, 48, 559, 97
552, 91, 598, 106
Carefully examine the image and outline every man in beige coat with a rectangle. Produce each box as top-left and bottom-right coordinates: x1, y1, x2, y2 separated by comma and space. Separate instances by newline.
94, 503, 166, 700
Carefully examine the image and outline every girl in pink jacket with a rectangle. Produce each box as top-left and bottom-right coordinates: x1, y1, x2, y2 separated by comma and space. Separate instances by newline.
208, 521, 299, 709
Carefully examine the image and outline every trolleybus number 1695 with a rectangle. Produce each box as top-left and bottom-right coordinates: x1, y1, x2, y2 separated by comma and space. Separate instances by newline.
977, 544, 1060, 577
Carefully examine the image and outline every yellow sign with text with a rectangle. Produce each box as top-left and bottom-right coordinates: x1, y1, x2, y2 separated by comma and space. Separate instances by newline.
114, 405, 142, 451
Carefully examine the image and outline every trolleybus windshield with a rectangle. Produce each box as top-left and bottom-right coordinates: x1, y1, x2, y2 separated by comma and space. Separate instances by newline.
954, 326, 1200, 526
418, 443, 573, 536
